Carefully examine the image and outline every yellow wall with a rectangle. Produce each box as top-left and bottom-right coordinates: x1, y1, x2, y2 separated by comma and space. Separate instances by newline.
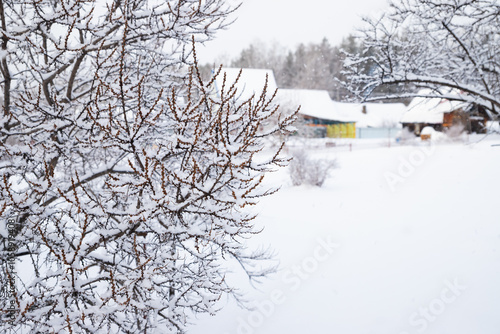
327, 123, 356, 138
347, 123, 356, 138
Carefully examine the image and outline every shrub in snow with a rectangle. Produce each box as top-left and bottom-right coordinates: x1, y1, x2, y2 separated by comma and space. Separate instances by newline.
0, 1, 296, 333
306, 158, 338, 187
289, 150, 308, 186
289, 151, 337, 187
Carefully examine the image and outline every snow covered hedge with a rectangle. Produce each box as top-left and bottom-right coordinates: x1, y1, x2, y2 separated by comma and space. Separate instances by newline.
0, 1, 295, 333
289, 150, 337, 187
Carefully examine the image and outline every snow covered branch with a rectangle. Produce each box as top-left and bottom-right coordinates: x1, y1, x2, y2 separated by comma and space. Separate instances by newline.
343, 0, 500, 118
0, 1, 296, 333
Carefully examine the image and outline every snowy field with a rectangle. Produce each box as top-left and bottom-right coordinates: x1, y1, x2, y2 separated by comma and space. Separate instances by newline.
189, 134, 500, 334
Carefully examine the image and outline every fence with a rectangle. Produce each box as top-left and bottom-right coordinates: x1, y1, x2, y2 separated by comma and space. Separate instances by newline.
356, 127, 400, 139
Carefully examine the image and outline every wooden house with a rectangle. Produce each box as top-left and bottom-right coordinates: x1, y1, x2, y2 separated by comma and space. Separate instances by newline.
276, 89, 356, 138
400, 90, 488, 135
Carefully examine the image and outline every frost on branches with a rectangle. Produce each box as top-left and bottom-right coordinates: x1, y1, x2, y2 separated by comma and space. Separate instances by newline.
0, 1, 296, 333
344, 0, 500, 120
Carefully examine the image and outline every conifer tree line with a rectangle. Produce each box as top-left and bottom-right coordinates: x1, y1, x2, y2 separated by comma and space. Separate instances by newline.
205, 36, 410, 103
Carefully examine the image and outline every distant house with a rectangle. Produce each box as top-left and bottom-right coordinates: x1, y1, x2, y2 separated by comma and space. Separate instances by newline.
212, 68, 407, 139
333, 102, 406, 139
276, 89, 356, 138
400, 90, 488, 134
465, 104, 489, 134
334, 102, 406, 128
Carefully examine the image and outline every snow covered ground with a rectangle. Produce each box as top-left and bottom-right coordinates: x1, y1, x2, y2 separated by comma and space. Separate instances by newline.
188, 134, 500, 334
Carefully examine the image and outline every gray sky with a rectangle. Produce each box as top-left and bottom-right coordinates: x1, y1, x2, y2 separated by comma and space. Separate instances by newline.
197, 0, 391, 63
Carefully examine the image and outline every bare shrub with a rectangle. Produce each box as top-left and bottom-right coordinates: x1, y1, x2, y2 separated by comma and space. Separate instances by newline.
289, 150, 308, 186
0, 0, 297, 331
289, 150, 337, 187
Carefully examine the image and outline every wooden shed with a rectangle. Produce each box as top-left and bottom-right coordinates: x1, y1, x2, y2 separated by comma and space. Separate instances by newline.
400, 90, 488, 135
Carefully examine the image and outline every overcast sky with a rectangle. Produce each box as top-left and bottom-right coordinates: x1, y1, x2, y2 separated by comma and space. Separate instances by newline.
197, 0, 391, 64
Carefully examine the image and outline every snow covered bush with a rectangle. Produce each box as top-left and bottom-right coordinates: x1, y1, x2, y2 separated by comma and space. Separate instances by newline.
306, 158, 338, 187
289, 150, 309, 186
289, 150, 337, 187
0, 1, 296, 333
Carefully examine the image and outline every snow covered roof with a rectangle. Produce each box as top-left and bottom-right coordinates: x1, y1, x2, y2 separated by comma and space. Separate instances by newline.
333, 102, 406, 128
401, 89, 467, 124
214, 68, 278, 102
213, 69, 405, 127
276, 89, 356, 123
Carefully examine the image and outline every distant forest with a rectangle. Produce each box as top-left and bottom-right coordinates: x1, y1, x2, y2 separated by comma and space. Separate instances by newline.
202, 36, 411, 104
